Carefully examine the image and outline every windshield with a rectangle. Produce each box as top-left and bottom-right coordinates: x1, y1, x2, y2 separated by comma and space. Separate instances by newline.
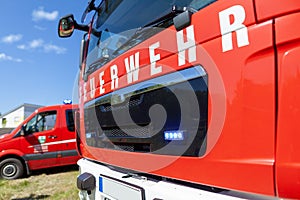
85, 0, 216, 75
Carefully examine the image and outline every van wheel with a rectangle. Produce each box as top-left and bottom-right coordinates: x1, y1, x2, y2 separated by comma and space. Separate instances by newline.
0, 158, 24, 180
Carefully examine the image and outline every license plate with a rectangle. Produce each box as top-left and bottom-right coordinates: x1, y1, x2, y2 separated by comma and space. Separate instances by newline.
99, 175, 145, 200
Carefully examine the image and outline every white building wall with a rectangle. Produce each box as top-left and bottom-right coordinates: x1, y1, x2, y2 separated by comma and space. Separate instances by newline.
0, 104, 42, 128
0, 107, 25, 128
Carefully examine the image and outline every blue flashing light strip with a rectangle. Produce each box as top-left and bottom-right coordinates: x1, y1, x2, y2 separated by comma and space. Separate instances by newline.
164, 131, 184, 141
99, 176, 103, 192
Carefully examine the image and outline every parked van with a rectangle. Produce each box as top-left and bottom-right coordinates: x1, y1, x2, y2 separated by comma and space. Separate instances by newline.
0, 104, 80, 179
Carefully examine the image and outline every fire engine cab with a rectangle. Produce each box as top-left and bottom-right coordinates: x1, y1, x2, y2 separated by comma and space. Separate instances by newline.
0, 104, 80, 179
58, 0, 300, 199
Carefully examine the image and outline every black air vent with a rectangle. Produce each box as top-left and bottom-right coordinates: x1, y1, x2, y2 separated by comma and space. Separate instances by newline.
84, 66, 208, 157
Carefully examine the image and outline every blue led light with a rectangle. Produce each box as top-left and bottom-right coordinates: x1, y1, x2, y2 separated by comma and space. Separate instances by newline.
63, 99, 72, 104
164, 131, 184, 141
165, 132, 170, 140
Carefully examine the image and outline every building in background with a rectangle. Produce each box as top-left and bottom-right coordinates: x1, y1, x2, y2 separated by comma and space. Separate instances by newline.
0, 103, 43, 128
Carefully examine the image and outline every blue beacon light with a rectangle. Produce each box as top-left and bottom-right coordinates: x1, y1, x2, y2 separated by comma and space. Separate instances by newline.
164, 131, 184, 141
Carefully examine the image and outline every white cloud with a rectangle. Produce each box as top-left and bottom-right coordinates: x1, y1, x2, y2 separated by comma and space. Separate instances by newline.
17, 39, 44, 50
29, 39, 44, 48
32, 7, 59, 21
1, 34, 23, 43
34, 25, 47, 31
18, 39, 66, 54
17, 45, 26, 50
0, 53, 22, 62
44, 44, 67, 54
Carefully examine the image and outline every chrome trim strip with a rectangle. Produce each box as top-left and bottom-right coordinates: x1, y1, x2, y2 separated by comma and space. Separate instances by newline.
85, 65, 207, 108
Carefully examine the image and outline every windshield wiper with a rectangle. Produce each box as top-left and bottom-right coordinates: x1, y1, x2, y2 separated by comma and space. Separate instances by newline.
143, 5, 187, 28
112, 5, 187, 56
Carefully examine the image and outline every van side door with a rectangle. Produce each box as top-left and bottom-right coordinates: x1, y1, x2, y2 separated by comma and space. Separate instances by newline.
21, 110, 61, 170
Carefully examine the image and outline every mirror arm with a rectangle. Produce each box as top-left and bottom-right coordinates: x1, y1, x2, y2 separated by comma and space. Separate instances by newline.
74, 21, 89, 32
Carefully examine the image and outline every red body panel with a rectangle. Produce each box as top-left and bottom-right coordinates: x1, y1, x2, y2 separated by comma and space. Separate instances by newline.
255, 0, 300, 22
76, 0, 300, 198
275, 12, 300, 199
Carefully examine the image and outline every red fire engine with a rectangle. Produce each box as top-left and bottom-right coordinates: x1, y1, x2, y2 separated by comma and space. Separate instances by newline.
58, 0, 300, 199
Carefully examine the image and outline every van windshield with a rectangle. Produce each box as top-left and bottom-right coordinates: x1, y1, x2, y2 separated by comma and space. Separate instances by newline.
85, 0, 216, 75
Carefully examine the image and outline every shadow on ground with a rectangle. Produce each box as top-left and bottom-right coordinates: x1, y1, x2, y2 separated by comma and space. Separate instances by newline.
11, 194, 50, 200
29, 164, 79, 177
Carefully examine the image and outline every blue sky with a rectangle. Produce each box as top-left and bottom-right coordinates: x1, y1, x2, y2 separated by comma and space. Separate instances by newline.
0, 1, 90, 114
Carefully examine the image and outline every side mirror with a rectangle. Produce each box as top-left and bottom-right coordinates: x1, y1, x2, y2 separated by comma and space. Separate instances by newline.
58, 14, 75, 38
